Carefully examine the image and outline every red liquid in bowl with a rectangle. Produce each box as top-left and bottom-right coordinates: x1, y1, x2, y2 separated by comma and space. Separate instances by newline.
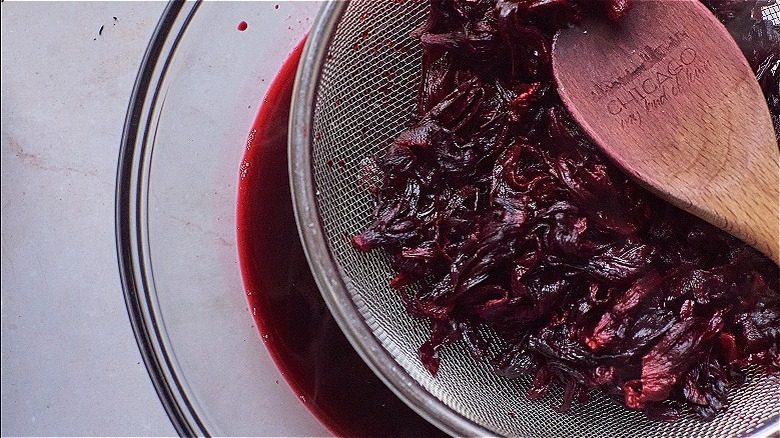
236, 40, 446, 438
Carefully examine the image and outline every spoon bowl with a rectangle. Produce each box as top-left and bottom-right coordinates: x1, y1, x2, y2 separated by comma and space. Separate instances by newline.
552, 0, 779, 263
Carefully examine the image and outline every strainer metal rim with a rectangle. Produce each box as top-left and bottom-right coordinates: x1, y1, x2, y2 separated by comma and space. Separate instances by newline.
289, 2, 780, 437
288, 2, 490, 436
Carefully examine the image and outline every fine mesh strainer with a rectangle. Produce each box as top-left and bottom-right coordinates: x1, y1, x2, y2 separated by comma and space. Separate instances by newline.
289, 2, 780, 436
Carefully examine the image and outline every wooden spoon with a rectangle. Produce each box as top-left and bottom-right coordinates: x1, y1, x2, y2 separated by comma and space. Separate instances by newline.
552, 0, 779, 263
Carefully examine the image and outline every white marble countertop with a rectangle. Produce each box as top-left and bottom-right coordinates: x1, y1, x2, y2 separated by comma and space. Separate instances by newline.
3, 2, 216, 435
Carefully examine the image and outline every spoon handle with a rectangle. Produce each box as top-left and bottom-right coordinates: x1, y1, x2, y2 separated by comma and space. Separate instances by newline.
701, 151, 779, 264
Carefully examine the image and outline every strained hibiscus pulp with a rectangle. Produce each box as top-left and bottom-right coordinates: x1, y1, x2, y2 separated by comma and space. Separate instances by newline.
353, 0, 780, 422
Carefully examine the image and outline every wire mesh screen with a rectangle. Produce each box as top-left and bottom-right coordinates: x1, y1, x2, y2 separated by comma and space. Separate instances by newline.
762, 2, 780, 25
304, 1, 780, 436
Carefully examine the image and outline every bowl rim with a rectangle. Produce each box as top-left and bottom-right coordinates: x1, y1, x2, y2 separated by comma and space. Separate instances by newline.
115, 1, 206, 435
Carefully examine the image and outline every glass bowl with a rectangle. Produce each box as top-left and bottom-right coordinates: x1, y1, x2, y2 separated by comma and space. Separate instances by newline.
117, 1, 780, 436
116, 2, 332, 435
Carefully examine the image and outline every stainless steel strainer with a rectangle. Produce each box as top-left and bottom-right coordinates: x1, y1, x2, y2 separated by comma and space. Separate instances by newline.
289, 2, 780, 436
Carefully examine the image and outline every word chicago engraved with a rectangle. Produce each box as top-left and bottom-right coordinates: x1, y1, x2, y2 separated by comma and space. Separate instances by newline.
589, 30, 711, 127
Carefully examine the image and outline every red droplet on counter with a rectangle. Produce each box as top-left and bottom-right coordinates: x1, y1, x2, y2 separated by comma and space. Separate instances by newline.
237, 21, 248, 31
